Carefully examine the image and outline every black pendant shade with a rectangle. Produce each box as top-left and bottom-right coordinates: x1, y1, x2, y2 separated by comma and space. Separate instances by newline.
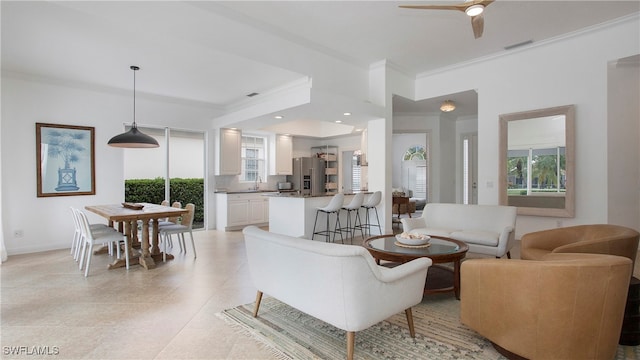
107, 124, 159, 148
108, 65, 159, 148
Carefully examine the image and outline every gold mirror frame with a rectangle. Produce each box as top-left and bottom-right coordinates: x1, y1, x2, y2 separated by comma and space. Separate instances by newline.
499, 105, 575, 217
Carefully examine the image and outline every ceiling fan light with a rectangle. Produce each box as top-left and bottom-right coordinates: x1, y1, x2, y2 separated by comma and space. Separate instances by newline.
440, 100, 456, 112
465, 4, 484, 16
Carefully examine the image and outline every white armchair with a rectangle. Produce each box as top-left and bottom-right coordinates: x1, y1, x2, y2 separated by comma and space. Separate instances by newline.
243, 226, 431, 360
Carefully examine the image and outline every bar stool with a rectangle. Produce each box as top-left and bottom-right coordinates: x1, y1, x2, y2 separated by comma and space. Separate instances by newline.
340, 193, 364, 243
358, 191, 382, 236
312, 193, 345, 243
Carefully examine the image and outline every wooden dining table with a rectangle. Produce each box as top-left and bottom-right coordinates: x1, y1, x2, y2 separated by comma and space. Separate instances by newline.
85, 203, 188, 270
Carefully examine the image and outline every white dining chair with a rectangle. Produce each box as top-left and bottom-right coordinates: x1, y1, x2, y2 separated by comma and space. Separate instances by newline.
70, 207, 114, 261
157, 201, 182, 248
75, 208, 129, 277
159, 203, 196, 262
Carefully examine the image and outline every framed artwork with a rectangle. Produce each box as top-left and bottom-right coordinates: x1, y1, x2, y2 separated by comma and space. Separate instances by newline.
36, 123, 95, 197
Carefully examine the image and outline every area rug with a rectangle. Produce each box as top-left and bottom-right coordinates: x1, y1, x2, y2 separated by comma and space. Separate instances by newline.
219, 294, 488, 359
218, 294, 640, 360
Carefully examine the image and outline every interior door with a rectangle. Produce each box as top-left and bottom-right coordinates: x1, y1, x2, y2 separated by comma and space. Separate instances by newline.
462, 133, 478, 204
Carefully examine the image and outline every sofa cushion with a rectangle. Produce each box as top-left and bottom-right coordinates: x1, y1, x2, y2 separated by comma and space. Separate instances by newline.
451, 230, 499, 246
401, 203, 517, 258
409, 227, 456, 238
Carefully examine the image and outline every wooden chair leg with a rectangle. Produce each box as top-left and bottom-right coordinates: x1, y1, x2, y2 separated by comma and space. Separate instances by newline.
253, 291, 263, 317
506, 251, 511, 259
346, 331, 355, 360
405, 308, 416, 338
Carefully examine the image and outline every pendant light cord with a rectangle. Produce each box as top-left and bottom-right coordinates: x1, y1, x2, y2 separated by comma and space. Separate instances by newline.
131, 65, 139, 129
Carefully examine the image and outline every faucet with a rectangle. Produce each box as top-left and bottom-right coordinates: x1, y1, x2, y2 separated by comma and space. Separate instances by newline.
253, 176, 262, 191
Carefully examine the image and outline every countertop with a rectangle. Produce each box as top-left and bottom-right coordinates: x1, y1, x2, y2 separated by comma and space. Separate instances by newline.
264, 191, 372, 198
214, 189, 279, 194
215, 189, 371, 198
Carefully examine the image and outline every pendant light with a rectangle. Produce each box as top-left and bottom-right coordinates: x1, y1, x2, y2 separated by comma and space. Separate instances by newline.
108, 66, 159, 148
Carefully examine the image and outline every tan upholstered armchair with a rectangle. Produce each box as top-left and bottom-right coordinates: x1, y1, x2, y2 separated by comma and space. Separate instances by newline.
520, 224, 639, 271
461, 253, 632, 360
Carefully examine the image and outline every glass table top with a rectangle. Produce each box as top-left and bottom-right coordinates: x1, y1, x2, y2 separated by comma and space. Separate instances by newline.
365, 236, 461, 256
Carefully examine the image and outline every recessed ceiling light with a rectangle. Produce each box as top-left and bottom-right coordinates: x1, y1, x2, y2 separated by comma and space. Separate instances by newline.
274, 115, 283, 119
343, 112, 352, 116
335, 120, 343, 123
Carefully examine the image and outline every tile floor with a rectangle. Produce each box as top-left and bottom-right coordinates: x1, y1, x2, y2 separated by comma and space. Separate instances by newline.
1, 229, 279, 359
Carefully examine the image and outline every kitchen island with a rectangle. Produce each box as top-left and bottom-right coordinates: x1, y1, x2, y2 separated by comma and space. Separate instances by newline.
267, 192, 373, 241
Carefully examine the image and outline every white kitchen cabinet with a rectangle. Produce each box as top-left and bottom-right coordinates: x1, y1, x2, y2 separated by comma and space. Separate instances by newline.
249, 198, 267, 224
227, 200, 249, 227
269, 134, 293, 175
216, 193, 272, 231
215, 128, 242, 175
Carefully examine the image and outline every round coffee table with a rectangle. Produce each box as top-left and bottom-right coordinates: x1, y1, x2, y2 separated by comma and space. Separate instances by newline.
363, 234, 468, 299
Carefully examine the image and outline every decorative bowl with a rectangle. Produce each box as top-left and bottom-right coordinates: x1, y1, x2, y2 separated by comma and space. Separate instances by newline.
122, 202, 144, 210
395, 234, 430, 246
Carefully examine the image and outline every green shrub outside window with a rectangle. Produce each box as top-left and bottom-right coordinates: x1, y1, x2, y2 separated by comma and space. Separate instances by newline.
125, 178, 204, 229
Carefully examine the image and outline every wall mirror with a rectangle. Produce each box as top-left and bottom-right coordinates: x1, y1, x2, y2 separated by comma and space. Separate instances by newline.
499, 105, 575, 217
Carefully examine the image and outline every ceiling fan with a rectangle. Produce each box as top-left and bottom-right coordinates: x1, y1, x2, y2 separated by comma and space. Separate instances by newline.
399, 0, 494, 39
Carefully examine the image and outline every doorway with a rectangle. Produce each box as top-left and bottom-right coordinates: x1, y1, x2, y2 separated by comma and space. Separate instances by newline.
462, 132, 478, 204
342, 150, 362, 193
124, 126, 206, 228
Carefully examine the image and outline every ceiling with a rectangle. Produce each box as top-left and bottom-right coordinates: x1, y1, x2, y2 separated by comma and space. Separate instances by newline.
2, 1, 639, 137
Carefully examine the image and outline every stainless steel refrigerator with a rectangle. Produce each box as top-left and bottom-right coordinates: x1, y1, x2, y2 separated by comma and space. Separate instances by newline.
291, 157, 325, 196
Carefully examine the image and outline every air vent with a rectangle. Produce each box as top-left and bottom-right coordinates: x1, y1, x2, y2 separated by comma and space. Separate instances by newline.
246, 92, 259, 97
504, 40, 533, 50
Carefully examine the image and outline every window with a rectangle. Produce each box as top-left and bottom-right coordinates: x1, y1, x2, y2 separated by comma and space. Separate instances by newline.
414, 165, 427, 199
352, 153, 361, 191
403, 145, 426, 160
507, 147, 566, 195
241, 135, 266, 182
401, 145, 428, 200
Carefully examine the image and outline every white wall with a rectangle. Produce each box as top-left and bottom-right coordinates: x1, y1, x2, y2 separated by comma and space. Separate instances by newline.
1, 75, 216, 254
607, 56, 640, 230
414, 14, 640, 237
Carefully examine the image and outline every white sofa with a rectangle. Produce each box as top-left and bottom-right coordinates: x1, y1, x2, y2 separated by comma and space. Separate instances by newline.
242, 226, 431, 360
401, 203, 517, 258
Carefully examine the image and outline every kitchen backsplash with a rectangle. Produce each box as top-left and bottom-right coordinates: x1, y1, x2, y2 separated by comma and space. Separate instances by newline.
214, 175, 287, 192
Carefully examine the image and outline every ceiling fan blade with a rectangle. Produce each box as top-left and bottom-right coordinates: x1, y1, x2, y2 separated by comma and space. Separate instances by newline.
399, 5, 465, 12
476, 0, 495, 8
399, 0, 494, 12
471, 14, 484, 39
